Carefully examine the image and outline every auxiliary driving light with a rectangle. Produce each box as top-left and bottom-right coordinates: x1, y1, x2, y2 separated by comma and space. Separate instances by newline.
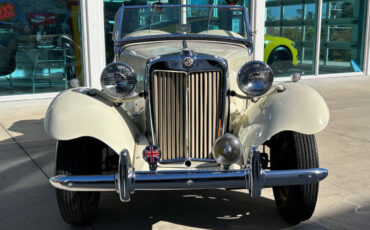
212, 133, 243, 168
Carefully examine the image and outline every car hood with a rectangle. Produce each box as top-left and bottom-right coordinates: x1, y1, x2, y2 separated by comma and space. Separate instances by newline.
117, 40, 251, 94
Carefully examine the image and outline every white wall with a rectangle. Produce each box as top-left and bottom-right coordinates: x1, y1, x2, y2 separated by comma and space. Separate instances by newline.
80, 0, 106, 89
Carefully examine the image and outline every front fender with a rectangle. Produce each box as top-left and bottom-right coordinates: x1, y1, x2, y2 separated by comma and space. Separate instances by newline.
44, 88, 139, 155
234, 82, 329, 164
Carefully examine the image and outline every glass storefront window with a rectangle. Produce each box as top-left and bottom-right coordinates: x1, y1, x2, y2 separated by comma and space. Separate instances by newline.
319, 0, 367, 74
282, 26, 303, 41
283, 5, 303, 21
265, 0, 317, 77
305, 4, 316, 19
304, 26, 315, 41
266, 6, 281, 21
0, 0, 83, 96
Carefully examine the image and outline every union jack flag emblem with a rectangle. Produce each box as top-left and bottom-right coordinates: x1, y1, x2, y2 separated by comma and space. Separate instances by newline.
143, 145, 161, 165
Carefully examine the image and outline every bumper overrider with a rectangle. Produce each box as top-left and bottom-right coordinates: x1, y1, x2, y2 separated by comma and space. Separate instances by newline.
50, 149, 328, 202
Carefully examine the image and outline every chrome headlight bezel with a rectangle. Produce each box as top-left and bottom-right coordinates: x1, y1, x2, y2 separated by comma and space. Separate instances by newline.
100, 62, 137, 99
237, 61, 274, 97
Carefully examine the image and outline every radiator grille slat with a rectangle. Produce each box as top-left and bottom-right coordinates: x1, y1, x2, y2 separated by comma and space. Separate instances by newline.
152, 70, 222, 161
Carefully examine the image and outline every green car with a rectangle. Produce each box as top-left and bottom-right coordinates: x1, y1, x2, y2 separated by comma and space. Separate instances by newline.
264, 35, 298, 74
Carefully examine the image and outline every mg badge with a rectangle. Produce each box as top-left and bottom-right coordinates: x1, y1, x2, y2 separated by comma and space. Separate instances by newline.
143, 145, 161, 171
184, 57, 194, 67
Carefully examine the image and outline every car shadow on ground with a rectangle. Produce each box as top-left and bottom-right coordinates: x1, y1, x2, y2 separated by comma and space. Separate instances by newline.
5, 118, 56, 177
0, 119, 91, 229
95, 189, 293, 230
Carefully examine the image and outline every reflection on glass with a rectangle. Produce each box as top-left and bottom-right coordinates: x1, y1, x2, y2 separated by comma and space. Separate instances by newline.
304, 26, 315, 41
265, 26, 280, 37
265, 0, 317, 77
319, 0, 367, 74
282, 26, 302, 41
266, 6, 281, 21
0, 0, 83, 96
283, 5, 303, 20
323, 1, 355, 19
303, 48, 314, 61
305, 4, 316, 19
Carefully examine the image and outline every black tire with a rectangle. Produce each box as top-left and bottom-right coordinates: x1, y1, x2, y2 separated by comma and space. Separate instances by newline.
270, 131, 319, 224
267, 46, 293, 75
55, 137, 104, 225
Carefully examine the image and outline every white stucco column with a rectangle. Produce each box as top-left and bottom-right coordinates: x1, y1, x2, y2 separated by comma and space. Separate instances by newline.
250, 0, 265, 61
80, 0, 106, 89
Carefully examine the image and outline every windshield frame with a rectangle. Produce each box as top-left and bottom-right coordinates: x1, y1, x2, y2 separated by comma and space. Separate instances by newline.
113, 4, 253, 48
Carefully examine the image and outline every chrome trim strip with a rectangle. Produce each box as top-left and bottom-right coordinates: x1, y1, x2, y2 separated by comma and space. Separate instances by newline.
117, 35, 252, 48
121, 4, 246, 9
314, 0, 323, 76
158, 158, 217, 164
159, 158, 187, 164
50, 168, 328, 192
88, 89, 141, 103
263, 169, 328, 187
50, 174, 116, 191
185, 70, 189, 159
116, 7, 123, 41
146, 60, 157, 145
243, 6, 253, 53
189, 158, 217, 163
221, 64, 229, 135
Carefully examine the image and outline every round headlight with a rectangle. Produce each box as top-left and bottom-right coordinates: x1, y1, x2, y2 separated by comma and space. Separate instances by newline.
212, 133, 243, 167
237, 61, 273, 97
101, 62, 137, 98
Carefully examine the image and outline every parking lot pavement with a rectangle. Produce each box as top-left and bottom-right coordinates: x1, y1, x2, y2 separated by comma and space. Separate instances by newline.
1, 76, 370, 230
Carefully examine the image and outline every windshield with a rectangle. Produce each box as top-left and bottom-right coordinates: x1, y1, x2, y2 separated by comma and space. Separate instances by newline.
114, 4, 251, 42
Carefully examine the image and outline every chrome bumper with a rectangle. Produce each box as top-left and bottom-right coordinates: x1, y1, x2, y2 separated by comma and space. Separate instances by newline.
50, 150, 328, 202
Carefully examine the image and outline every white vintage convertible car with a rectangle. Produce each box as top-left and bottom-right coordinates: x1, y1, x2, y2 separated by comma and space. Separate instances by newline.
45, 4, 329, 226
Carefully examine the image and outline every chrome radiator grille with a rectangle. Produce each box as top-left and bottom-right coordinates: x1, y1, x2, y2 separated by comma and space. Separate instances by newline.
151, 70, 223, 161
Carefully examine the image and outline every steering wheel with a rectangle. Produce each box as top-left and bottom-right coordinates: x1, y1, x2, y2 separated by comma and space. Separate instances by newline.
56, 35, 80, 59
54, 35, 81, 80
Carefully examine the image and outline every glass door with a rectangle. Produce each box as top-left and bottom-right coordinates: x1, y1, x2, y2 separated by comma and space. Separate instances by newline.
265, 0, 318, 77
319, 0, 368, 74
264, 0, 368, 77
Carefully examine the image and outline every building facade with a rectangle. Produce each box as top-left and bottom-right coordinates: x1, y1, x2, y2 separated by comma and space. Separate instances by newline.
0, 0, 369, 101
